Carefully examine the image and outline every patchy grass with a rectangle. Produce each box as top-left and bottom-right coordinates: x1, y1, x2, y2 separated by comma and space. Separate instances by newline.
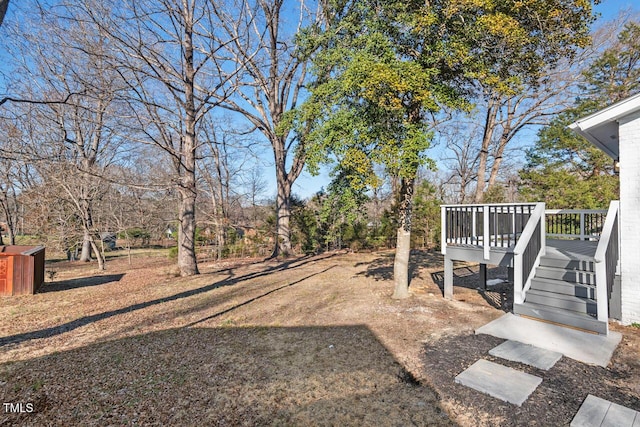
0, 250, 638, 426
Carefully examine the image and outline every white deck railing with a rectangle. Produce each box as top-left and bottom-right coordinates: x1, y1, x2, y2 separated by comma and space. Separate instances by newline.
593, 201, 620, 335
545, 209, 607, 240
441, 203, 546, 304
441, 203, 538, 260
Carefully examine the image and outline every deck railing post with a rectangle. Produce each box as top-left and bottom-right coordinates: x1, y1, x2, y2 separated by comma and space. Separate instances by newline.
514, 254, 524, 304
593, 200, 620, 336
441, 206, 447, 255
483, 205, 490, 260
472, 207, 477, 245
580, 212, 585, 240
541, 209, 547, 257
595, 261, 608, 325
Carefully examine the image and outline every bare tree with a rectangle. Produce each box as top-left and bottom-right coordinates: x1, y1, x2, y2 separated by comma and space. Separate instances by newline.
0, 3, 128, 269
439, 123, 481, 204
0, 136, 28, 245
197, 118, 247, 260
210, 0, 321, 257
471, 17, 628, 202
79, 0, 248, 275
243, 163, 267, 226
0, 0, 9, 28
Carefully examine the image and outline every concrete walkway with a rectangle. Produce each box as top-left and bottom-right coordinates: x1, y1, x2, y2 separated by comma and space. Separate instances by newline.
489, 340, 562, 370
475, 313, 621, 367
455, 314, 636, 421
571, 395, 640, 426
455, 359, 542, 406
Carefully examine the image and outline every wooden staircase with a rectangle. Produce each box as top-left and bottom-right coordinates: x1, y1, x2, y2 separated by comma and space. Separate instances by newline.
514, 241, 608, 335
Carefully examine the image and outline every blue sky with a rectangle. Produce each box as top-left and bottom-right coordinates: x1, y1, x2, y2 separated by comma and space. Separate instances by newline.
594, 0, 639, 22
1, 1, 638, 201
289, 0, 640, 200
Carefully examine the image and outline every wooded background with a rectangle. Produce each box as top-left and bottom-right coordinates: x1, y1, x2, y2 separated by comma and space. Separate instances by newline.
0, 1, 636, 295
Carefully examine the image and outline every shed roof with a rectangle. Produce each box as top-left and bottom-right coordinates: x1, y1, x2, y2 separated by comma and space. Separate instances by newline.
569, 92, 640, 159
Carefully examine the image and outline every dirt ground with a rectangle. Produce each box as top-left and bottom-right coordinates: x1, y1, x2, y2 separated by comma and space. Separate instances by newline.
0, 250, 638, 426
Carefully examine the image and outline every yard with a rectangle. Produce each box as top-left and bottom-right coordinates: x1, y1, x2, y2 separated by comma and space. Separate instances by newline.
0, 250, 639, 426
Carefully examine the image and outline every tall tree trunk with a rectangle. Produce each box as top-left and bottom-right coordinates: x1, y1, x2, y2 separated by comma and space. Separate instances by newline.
79, 194, 94, 262
177, 4, 199, 276
272, 170, 292, 258
0, 197, 16, 245
177, 185, 199, 276
89, 237, 104, 270
474, 97, 499, 203
78, 199, 105, 269
80, 230, 92, 261
392, 177, 415, 299
487, 131, 510, 192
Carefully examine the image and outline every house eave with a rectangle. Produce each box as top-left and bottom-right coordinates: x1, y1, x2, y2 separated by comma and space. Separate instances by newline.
568, 92, 640, 160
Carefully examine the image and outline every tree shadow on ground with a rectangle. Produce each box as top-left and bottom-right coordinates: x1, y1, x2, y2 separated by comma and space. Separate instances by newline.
355, 250, 443, 286
40, 274, 125, 293
0, 326, 452, 426
0, 253, 340, 348
431, 264, 513, 312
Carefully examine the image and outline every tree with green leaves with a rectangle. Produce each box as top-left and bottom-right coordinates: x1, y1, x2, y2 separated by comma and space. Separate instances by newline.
519, 102, 619, 208
520, 22, 640, 208
452, 0, 596, 203
411, 180, 442, 250
302, 0, 595, 298
301, 1, 460, 298
583, 21, 640, 103
318, 169, 370, 251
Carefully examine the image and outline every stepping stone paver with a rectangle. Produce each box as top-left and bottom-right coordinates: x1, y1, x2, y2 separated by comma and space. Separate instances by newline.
571, 394, 640, 427
454, 359, 542, 406
489, 340, 562, 370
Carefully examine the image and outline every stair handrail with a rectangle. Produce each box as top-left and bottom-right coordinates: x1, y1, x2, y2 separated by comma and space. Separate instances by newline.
512, 203, 546, 305
593, 200, 620, 334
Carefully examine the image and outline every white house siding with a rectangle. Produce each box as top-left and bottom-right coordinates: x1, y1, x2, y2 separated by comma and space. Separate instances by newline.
618, 110, 640, 325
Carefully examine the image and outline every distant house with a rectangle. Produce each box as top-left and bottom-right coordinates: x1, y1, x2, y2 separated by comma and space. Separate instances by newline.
100, 232, 117, 250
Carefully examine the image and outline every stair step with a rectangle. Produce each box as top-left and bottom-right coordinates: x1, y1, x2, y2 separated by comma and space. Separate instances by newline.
525, 289, 597, 315
535, 266, 596, 285
514, 302, 607, 335
539, 256, 594, 272
530, 277, 596, 299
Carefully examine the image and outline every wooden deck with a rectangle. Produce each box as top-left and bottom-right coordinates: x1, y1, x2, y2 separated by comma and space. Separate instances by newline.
442, 202, 620, 335
545, 239, 598, 261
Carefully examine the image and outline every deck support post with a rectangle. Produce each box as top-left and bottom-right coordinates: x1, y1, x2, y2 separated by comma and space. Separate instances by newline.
444, 256, 453, 300
483, 205, 490, 260
480, 263, 487, 290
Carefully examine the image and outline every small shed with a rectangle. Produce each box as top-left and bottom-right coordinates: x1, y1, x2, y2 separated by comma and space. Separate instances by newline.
0, 246, 46, 296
